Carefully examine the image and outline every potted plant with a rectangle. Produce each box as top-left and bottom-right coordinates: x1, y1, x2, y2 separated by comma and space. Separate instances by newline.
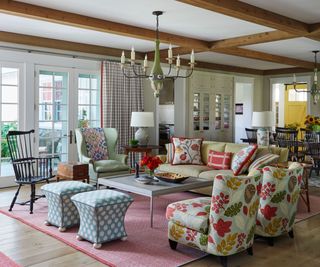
129, 139, 139, 147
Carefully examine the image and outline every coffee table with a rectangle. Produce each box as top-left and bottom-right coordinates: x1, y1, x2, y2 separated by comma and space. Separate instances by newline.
98, 175, 212, 227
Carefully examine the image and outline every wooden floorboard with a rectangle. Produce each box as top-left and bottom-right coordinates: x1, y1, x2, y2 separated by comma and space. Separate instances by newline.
0, 185, 320, 266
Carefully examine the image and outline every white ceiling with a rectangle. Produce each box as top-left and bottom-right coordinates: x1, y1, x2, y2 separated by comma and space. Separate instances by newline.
0, 0, 318, 70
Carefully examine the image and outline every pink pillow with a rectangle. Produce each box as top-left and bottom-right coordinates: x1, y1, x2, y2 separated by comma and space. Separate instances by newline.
172, 137, 203, 165
207, 150, 232, 170
231, 145, 258, 175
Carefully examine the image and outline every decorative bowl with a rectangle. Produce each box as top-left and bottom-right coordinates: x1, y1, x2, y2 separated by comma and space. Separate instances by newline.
154, 172, 189, 183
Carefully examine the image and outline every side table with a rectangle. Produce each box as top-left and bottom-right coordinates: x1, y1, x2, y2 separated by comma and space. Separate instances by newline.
122, 145, 162, 168
270, 161, 312, 212
57, 162, 90, 184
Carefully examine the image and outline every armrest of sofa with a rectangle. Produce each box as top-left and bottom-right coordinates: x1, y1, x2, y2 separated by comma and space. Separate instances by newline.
114, 153, 128, 164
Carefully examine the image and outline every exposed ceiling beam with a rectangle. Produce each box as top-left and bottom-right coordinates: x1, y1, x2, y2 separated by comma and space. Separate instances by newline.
263, 67, 311, 76
210, 30, 297, 49
0, 0, 209, 50
0, 31, 145, 59
177, 0, 309, 35
213, 47, 316, 69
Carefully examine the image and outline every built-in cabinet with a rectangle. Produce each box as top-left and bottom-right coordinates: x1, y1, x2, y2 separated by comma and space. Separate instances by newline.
188, 71, 234, 142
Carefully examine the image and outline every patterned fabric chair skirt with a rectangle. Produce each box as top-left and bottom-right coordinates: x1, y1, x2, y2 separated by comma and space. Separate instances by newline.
71, 189, 133, 249
41, 181, 95, 232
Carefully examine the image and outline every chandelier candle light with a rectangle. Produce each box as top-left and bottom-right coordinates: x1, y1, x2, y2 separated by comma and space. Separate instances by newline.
120, 11, 195, 98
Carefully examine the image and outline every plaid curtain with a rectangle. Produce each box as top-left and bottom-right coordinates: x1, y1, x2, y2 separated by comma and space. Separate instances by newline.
101, 61, 144, 155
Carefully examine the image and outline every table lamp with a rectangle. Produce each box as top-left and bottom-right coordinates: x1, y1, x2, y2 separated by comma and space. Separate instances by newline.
130, 112, 154, 146
252, 111, 274, 146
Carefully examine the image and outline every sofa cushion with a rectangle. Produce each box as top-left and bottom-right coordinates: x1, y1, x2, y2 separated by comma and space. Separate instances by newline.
172, 137, 203, 165
207, 150, 232, 170
157, 163, 210, 177
166, 197, 211, 233
231, 145, 258, 175
94, 160, 129, 173
225, 143, 247, 155
201, 142, 226, 164
248, 153, 279, 172
199, 169, 234, 180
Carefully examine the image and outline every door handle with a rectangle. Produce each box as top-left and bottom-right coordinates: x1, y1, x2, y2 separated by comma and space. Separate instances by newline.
63, 130, 73, 144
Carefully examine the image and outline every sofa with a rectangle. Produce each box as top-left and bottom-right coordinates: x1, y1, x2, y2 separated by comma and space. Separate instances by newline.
157, 141, 289, 195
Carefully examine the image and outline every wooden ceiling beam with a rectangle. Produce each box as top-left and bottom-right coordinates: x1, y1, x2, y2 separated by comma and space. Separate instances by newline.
0, 31, 145, 59
177, 0, 309, 35
263, 67, 311, 76
214, 47, 315, 69
210, 30, 297, 49
0, 0, 209, 50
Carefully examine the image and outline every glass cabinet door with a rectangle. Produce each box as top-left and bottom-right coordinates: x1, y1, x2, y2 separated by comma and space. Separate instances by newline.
215, 94, 222, 130
223, 95, 231, 129
193, 93, 200, 131
203, 93, 210, 130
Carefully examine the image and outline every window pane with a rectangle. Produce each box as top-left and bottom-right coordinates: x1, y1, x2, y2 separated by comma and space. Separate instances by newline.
54, 121, 68, 137
91, 78, 98, 89
55, 89, 67, 104
54, 75, 66, 89
2, 68, 18, 85
39, 104, 53, 121
78, 106, 90, 120
79, 90, 90, 105
54, 104, 67, 121
2, 86, 18, 103
2, 104, 18, 121
91, 105, 99, 120
39, 87, 53, 103
39, 122, 52, 138
39, 74, 53, 88
79, 77, 90, 89
91, 90, 98, 105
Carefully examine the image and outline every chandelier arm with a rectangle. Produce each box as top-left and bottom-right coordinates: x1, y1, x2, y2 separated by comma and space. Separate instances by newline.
174, 68, 194, 79
165, 63, 172, 76
121, 66, 149, 79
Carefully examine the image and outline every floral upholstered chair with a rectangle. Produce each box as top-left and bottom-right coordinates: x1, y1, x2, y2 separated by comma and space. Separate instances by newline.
255, 163, 303, 246
75, 128, 130, 186
166, 171, 261, 267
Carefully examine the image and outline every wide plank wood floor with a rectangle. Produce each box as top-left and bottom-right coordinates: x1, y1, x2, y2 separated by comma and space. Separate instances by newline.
0, 185, 320, 267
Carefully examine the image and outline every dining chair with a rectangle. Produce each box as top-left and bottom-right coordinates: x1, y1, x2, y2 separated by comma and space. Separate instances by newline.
306, 141, 320, 176
245, 128, 257, 144
7, 130, 56, 214
276, 128, 304, 161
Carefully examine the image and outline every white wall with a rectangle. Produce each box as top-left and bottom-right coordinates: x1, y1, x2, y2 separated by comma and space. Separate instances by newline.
234, 77, 254, 143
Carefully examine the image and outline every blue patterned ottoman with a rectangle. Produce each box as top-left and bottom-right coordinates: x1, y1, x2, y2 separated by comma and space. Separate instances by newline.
71, 189, 133, 249
41, 181, 94, 232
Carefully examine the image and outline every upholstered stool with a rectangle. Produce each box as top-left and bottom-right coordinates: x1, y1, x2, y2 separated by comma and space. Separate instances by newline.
71, 189, 133, 249
41, 181, 94, 232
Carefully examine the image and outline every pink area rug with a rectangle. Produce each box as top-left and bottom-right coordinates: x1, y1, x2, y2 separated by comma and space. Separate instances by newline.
0, 252, 21, 267
0, 192, 206, 267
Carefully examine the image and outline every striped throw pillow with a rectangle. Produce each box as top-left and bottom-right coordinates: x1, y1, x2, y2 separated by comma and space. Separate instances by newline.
165, 143, 174, 163
248, 153, 279, 172
207, 150, 232, 170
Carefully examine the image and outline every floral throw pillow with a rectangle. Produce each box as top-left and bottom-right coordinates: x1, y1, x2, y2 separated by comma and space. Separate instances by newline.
231, 144, 258, 175
81, 128, 109, 161
172, 137, 203, 165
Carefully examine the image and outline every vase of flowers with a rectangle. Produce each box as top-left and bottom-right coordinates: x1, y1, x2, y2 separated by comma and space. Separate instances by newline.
305, 115, 320, 132
139, 156, 163, 178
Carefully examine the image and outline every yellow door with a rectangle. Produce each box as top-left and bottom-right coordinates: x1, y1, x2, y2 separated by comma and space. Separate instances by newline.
284, 84, 307, 129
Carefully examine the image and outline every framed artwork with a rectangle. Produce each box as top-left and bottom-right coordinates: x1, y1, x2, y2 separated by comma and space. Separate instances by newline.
235, 103, 243, 115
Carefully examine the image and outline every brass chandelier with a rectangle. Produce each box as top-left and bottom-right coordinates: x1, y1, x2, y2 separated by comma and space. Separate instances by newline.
288, 50, 319, 104
120, 11, 195, 98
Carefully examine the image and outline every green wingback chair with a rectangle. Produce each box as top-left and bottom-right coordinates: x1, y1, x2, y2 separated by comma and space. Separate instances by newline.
75, 128, 130, 186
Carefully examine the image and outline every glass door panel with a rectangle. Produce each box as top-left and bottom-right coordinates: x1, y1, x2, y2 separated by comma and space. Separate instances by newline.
192, 93, 200, 131
215, 94, 222, 130
223, 95, 231, 129
0, 66, 19, 177
38, 70, 69, 168
203, 93, 210, 130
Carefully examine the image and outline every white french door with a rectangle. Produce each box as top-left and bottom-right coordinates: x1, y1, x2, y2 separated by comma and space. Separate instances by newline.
35, 66, 101, 168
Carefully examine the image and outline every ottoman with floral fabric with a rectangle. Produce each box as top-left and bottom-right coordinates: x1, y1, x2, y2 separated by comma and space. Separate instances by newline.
41, 181, 95, 232
71, 189, 133, 249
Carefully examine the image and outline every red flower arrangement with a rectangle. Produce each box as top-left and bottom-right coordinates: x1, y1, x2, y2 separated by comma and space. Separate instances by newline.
140, 156, 163, 175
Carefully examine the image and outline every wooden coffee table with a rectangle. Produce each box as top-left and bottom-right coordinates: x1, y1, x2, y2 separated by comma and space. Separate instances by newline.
98, 175, 212, 227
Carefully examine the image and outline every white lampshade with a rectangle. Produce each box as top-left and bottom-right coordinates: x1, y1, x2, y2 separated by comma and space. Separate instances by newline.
252, 111, 274, 128
130, 112, 154, 127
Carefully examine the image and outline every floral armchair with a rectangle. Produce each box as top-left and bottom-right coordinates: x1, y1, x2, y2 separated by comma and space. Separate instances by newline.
166, 171, 261, 267
255, 163, 303, 246
75, 128, 130, 186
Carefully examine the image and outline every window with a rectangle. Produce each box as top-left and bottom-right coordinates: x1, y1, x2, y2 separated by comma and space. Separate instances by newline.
78, 73, 100, 127
0, 65, 20, 177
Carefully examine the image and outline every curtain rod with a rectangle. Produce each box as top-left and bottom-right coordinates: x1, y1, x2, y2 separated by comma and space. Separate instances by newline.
0, 45, 123, 63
